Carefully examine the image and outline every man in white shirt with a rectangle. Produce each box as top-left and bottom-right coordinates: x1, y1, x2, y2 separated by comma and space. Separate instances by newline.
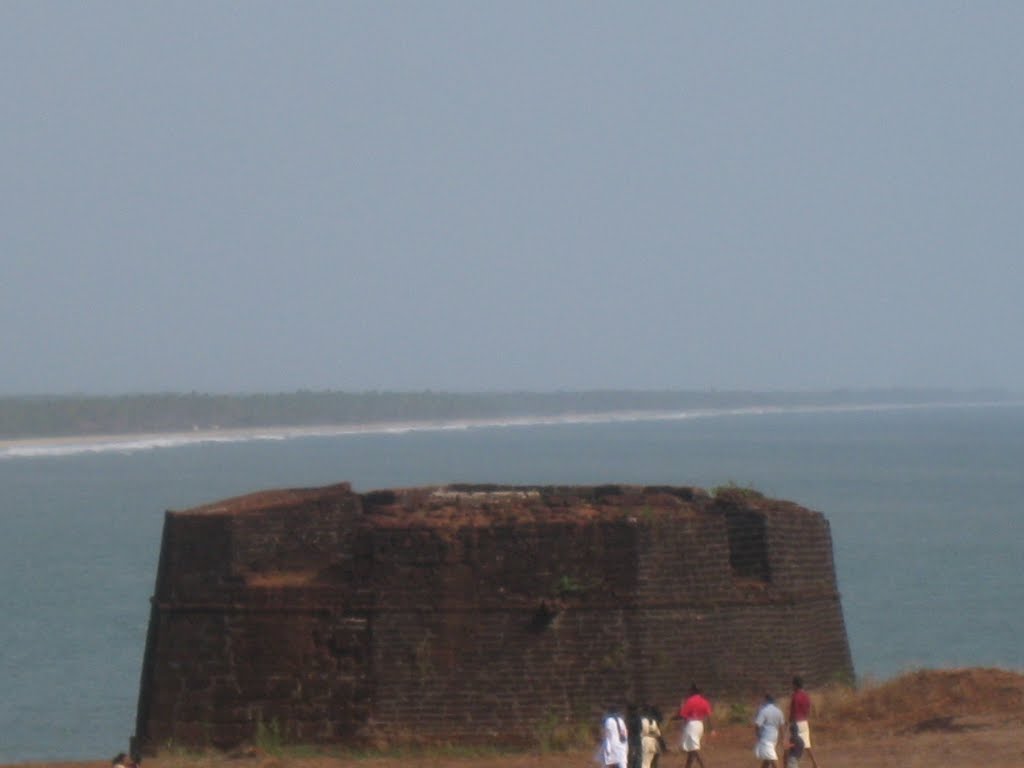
601, 708, 629, 768
754, 693, 785, 768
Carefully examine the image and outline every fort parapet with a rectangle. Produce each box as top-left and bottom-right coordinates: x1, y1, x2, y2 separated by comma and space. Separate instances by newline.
134, 483, 853, 750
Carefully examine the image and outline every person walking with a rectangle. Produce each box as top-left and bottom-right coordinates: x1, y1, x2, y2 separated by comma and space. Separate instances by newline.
628, 703, 643, 768
788, 677, 819, 768
640, 705, 663, 768
754, 693, 785, 768
600, 706, 629, 768
673, 684, 713, 768
783, 722, 805, 768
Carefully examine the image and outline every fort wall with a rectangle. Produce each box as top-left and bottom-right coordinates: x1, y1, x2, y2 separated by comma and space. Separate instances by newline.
134, 483, 853, 750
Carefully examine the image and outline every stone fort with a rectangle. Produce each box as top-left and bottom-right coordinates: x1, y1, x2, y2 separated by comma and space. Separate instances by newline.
133, 482, 853, 750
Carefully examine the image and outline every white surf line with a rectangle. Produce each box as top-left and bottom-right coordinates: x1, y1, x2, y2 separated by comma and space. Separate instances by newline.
1, 399, 1022, 460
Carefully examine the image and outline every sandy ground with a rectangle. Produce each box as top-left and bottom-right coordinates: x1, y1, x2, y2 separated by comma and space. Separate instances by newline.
10, 697, 1024, 768
10, 717, 1024, 768
7, 659, 1024, 768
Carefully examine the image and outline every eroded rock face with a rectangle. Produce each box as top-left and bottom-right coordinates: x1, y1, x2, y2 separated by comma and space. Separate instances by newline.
134, 483, 853, 750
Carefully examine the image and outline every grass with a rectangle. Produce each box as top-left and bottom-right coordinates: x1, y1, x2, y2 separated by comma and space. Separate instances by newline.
711, 481, 764, 499
553, 574, 591, 597
142, 668, 1024, 766
324, 743, 527, 761
534, 712, 593, 752
155, 741, 532, 766
254, 718, 285, 756
719, 699, 753, 725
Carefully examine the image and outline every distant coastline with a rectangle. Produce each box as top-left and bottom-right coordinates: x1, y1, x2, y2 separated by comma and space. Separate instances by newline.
3, 396, 1022, 460
1, 387, 1018, 443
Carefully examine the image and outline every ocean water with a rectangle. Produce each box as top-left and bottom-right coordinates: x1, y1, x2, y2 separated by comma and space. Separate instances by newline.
1, 402, 1022, 762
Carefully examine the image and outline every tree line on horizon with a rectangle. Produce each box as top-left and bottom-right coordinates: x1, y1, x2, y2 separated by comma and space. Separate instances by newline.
0, 387, 1011, 439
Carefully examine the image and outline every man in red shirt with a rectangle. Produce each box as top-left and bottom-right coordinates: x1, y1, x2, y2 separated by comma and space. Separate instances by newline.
672, 684, 714, 768
789, 677, 819, 768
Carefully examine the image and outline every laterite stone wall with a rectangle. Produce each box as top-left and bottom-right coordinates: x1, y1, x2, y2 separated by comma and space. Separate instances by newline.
133, 483, 853, 750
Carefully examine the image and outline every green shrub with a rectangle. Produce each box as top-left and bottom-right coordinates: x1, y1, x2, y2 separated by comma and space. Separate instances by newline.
711, 481, 764, 499
254, 717, 284, 755
722, 700, 752, 724
535, 712, 593, 752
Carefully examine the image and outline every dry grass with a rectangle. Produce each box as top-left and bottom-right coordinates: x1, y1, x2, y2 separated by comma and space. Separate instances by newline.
9, 668, 1024, 768
816, 667, 1024, 736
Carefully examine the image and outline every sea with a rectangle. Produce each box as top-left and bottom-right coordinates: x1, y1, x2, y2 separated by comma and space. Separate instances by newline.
1, 401, 1022, 762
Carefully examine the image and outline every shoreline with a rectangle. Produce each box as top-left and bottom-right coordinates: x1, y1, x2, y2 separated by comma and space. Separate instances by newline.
3, 398, 1023, 459
0, 413, 659, 454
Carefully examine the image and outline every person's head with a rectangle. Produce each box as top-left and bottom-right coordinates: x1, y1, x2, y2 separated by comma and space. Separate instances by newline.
112, 754, 127, 767
763, 693, 775, 704
689, 683, 701, 696
792, 675, 803, 690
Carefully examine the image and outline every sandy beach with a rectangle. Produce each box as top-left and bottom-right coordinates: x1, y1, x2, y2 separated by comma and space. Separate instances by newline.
6, 400, 1016, 459
0, 410, 724, 458
0, 421, 469, 458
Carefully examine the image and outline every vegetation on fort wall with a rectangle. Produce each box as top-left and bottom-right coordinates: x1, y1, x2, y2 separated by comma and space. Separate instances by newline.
0, 388, 1008, 439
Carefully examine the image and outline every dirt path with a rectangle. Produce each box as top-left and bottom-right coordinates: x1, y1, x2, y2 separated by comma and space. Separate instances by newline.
12, 718, 1024, 768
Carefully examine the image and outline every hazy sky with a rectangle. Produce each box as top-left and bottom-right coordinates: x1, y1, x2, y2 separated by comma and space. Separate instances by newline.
2, 3, 1022, 395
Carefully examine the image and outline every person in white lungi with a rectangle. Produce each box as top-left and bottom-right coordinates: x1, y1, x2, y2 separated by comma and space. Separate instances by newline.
599, 708, 629, 768
640, 707, 663, 768
672, 684, 713, 768
788, 676, 819, 768
754, 693, 785, 768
